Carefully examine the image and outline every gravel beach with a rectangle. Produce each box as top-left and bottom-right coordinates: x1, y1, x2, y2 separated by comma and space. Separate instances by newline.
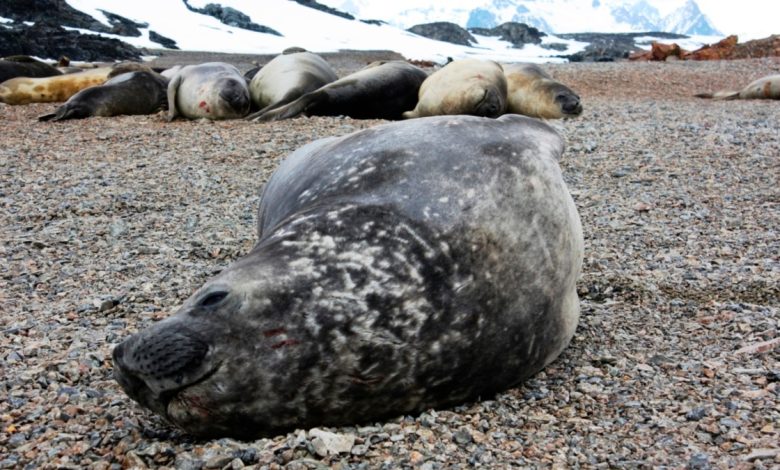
1, 53, 778, 469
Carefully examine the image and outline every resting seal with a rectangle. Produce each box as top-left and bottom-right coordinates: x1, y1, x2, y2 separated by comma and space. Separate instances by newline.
246, 51, 338, 119
402, 59, 507, 119
0, 55, 62, 83
113, 114, 584, 439
695, 74, 780, 100
504, 63, 583, 118
250, 61, 427, 121
0, 62, 150, 105
38, 70, 168, 122
167, 62, 251, 120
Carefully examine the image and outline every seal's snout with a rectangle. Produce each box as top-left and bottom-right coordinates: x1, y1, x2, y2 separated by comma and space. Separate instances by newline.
219, 80, 250, 114
113, 325, 213, 413
476, 88, 504, 118
557, 93, 583, 116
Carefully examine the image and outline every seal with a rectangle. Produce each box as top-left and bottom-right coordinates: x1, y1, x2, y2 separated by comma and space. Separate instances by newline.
37, 70, 169, 122
246, 51, 338, 120
0, 55, 62, 83
250, 60, 427, 121
167, 62, 251, 120
0, 66, 112, 105
402, 59, 507, 119
504, 63, 583, 118
113, 114, 584, 439
695, 74, 780, 100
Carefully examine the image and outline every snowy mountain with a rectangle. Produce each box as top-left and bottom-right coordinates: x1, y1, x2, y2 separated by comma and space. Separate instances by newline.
660, 0, 719, 36
322, 0, 721, 35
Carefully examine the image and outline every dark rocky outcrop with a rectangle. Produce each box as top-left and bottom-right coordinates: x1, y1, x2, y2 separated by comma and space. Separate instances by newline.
0, 22, 141, 61
292, 0, 355, 20
98, 10, 146, 37
149, 31, 179, 50
182, 1, 281, 36
559, 32, 687, 62
0, 0, 146, 37
407, 22, 476, 47
469, 22, 545, 48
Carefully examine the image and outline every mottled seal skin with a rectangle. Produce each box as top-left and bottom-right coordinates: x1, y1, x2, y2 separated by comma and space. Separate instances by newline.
695, 74, 780, 100
113, 114, 584, 439
403, 59, 507, 119
246, 51, 338, 120
251, 61, 427, 122
0, 55, 62, 83
167, 62, 251, 120
0, 66, 112, 105
38, 70, 169, 122
504, 63, 583, 119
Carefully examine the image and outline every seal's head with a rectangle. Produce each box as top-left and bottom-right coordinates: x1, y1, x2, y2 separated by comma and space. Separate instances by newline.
113, 252, 297, 438
217, 77, 251, 116
551, 84, 583, 117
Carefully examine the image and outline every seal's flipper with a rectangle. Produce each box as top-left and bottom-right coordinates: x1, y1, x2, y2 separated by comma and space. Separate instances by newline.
166, 73, 182, 122
37, 112, 57, 122
251, 92, 320, 122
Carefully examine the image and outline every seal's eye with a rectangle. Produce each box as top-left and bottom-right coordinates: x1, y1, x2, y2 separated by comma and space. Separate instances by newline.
199, 290, 229, 308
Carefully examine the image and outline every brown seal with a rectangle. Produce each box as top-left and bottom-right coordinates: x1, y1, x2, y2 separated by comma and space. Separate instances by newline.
504, 63, 583, 118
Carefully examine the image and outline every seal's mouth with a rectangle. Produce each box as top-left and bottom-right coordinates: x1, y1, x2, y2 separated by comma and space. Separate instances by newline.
114, 359, 223, 419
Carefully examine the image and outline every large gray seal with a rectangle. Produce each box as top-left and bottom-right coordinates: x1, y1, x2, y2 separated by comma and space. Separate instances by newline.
113, 114, 584, 439
250, 60, 428, 121
167, 62, 251, 120
504, 63, 583, 119
0, 55, 62, 83
402, 59, 507, 119
246, 51, 338, 120
37, 69, 168, 122
695, 74, 780, 100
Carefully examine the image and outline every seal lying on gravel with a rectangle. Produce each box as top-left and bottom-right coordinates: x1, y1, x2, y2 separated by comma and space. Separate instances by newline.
0, 62, 153, 105
38, 70, 169, 121
167, 62, 251, 120
402, 59, 507, 119
504, 63, 583, 118
695, 74, 780, 100
249, 61, 427, 121
113, 114, 584, 439
246, 51, 338, 120
0, 55, 62, 83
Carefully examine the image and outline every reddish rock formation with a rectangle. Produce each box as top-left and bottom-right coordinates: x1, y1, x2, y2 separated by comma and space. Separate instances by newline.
630, 34, 780, 61
687, 35, 738, 60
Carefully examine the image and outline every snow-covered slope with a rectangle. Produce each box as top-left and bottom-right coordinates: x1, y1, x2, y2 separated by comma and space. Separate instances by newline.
62, 0, 591, 63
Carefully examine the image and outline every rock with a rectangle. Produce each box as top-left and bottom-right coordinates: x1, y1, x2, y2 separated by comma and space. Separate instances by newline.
453, 428, 473, 446
308, 428, 355, 457
292, 0, 355, 21
182, 0, 281, 36
744, 448, 780, 462
687, 35, 738, 60
469, 22, 544, 48
560, 31, 686, 62
734, 338, 780, 355
0, 22, 141, 60
407, 22, 476, 46
149, 30, 179, 49
688, 453, 710, 469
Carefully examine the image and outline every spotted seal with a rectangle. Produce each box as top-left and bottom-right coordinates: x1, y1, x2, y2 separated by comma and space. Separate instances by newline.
402, 59, 507, 119
167, 62, 251, 120
503, 63, 583, 118
38, 69, 168, 122
0, 55, 62, 83
695, 74, 780, 100
113, 114, 584, 439
0, 62, 152, 105
250, 60, 427, 121
246, 51, 338, 120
